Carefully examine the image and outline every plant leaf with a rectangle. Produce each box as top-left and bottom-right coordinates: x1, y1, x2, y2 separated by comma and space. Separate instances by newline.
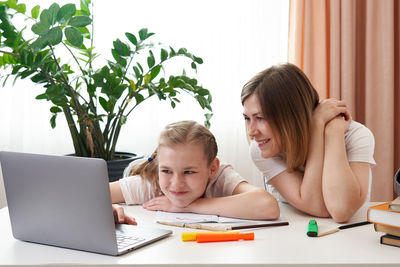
50, 114, 57, 128
45, 27, 63, 45
31, 5, 40, 19
77, 26, 90, 39
147, 50, 155, 68
194, 56, 203, 64
39, 9, 52, 28
150, 65, 161, 80
133, 66, 140, 78
125, 32, 137, 46
50, 106, 62, 113
161, 48, 168, 61
16, 3, 26, 14
113, 39, 130, 57
197, 88, 209, 96
138, 28, 147, 40
65, 26, 83, 47
31, 35, 48, 50
99, 97, 109, 112
68, 15, 91, 27
35, 93, 48, 100
31, 22, 49, 35
57, 3, 76, 24
80, 0, 91, 16
134, 93, 144, 104
48, 3, 60, 25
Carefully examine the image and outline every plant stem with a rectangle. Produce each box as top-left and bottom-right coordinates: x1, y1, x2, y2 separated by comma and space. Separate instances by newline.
0, 50, 19, 57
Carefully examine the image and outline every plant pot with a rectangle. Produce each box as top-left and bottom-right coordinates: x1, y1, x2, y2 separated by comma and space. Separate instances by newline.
107, 152, 143, 182
66, 152, 143, 182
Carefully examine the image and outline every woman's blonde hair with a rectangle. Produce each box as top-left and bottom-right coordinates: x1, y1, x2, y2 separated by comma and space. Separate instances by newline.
125, 120, 218, 195
241, 63, 319, 171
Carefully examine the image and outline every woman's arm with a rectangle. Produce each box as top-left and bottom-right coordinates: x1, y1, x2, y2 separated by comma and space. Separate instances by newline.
322, 117, 370, 222
143, 182, 280, 220
269, 99, 349, 217
269, 120, 328, 217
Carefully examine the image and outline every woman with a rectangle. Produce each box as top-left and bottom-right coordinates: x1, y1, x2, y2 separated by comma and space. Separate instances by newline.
241, 63, 375, 222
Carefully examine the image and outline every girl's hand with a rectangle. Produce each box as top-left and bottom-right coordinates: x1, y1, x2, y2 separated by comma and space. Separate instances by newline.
143, 196, 186, 213
112, 204, 137, 225
313, 99, 350, 126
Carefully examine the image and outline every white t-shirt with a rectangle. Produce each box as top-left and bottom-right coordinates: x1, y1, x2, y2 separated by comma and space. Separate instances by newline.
250, 120, 376, 200
119, 162, 246, 205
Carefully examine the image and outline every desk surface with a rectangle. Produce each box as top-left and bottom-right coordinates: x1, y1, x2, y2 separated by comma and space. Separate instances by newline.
0, 202, 399, 266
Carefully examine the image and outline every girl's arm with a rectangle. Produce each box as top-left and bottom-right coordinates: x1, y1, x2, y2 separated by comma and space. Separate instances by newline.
110, 181, 137, 225
110, 181, 125, 203
322, 116, 370, 222
269, 99, 349, 217
143, 182, 280, 220
186, 182, 280, 220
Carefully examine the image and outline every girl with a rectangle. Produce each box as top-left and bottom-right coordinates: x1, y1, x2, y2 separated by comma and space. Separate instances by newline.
241, 63, 375, 223
111, 120, 279, 224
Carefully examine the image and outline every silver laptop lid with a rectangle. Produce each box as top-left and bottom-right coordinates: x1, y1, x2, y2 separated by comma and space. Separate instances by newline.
0, 151, 118, 255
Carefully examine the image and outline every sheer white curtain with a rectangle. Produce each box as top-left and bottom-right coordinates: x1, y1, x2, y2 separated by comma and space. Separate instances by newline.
0, 0, 288, 206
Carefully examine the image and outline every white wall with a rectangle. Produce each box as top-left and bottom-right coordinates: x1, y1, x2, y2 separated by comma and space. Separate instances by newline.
0, 0, 289, 208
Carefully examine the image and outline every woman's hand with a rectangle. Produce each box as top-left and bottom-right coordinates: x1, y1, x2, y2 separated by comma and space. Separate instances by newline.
112, 204, 137, 225
325, 115, 352, 135
143, 196, 187, 213
313, 99, 351, 126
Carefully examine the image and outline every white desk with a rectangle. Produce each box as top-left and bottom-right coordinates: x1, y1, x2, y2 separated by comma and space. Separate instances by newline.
0, 202, 399, 266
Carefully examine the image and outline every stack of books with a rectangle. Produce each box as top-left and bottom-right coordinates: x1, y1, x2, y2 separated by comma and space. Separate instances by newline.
367, 196, 400, 248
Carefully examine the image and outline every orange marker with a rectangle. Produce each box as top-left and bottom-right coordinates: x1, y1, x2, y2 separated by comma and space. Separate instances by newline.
195, 232, 254, 243
181, 231, 239, 241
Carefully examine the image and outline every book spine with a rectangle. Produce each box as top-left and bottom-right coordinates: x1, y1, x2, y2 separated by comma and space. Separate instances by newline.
380, 234, 400, 248
374, 223, 400, 237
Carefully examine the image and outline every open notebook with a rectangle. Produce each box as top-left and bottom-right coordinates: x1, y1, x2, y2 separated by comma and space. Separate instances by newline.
155, 211, 288, 230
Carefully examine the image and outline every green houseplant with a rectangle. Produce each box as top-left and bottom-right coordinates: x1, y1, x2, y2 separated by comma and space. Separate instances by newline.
0, 0, 213, 177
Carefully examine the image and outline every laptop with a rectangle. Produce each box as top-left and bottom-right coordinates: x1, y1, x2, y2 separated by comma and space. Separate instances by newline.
0, 151, 172, 256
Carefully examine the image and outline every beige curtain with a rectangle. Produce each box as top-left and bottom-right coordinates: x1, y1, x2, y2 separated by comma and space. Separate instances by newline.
288, 0, 400, 201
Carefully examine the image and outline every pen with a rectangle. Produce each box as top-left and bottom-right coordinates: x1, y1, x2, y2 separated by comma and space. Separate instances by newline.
338, 221, 371, 230
317, 221, 372, 237
182, 231, 240, 241
157, 221, 228, 231
195, 232, 255, 243
157, 220, 289, 231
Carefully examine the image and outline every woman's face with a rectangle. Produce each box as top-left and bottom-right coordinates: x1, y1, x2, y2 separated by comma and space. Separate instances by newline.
243, 94, 281, 158
157, 143, 217, 208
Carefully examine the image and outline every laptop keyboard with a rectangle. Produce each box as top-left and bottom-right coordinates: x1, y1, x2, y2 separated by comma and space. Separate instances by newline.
116, 235, 145, 250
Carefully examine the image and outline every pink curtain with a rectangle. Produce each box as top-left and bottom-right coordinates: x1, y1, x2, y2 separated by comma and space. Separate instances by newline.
288, 0, 400, 201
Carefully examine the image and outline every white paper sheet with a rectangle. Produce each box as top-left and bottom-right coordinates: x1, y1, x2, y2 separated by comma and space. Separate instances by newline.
155, 211, 287, 225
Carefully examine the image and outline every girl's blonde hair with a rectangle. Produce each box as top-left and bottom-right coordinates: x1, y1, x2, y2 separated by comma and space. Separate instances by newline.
241, 63, 319, 171
125, 120, 218, 195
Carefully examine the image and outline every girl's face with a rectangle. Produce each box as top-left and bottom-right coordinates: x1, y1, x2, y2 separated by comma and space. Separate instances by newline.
157, 143, 217, 208
243, 94, 281, 158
